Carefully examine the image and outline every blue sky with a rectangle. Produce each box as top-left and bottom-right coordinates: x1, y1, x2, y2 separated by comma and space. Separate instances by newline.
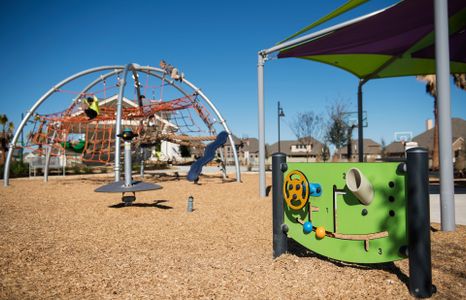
0, 0, 465, 145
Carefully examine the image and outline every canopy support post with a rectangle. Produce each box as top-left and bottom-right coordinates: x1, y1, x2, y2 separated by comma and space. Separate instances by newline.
357, 80, 366, 162
434, 0, 455, 231
258, 52, 267, 197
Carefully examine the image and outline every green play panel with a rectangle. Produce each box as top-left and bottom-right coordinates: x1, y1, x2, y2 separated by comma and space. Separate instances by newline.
284, 162, 407, 264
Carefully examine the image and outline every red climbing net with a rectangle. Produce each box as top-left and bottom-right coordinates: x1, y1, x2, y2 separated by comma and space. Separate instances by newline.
24, 90, 217, 164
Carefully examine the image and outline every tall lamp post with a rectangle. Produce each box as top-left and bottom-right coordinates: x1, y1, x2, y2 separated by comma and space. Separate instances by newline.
278, 101, 285, 152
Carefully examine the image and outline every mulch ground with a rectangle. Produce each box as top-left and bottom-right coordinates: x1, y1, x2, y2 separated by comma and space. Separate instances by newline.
0, 173, 464, 299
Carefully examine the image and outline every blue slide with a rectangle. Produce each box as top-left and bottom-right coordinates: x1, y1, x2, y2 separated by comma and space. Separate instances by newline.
187, 131, 229, 182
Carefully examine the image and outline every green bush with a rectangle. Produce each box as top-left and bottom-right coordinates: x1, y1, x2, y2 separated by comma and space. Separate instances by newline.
82, 166, 93, 174
11, 161, 29, 178
0, 161, 29, 179
72, 164, 81, 174
132, 163, 141, 171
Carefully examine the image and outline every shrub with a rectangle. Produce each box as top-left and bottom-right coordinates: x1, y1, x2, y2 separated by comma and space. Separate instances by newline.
11, 161, 29, 178
82, 165, 93, 174
0, 161, 29, 179
72, 164, 81, 174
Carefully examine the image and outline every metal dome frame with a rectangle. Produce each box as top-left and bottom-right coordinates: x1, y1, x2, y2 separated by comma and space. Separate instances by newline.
3, 63, 241, 186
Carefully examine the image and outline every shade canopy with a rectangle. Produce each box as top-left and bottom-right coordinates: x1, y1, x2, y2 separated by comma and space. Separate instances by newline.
278, 0, 466, 79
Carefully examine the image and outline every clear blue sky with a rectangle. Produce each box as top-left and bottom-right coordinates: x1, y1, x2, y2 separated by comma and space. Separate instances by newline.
1, 0, 465, 145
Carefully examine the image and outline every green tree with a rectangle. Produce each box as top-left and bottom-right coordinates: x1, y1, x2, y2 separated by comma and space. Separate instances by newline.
325, 102, 349, 159
321, 143, 330, 162
380, 138, 387, 160
0, 114, 7, 134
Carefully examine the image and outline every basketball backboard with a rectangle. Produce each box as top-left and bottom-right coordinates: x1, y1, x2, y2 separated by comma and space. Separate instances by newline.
394, 131, 413, 142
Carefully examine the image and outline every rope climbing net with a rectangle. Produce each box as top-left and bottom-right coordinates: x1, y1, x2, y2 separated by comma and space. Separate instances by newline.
21, 67, 225, 165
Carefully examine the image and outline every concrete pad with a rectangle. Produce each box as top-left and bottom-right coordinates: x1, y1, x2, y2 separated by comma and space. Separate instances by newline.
430, 193, 466, 225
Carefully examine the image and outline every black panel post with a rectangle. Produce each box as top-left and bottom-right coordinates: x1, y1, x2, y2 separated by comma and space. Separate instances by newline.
406, 147, 434, 298
272, 152, 287, 258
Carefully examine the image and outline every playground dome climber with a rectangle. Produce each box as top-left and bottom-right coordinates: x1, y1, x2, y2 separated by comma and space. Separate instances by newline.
3, 63, 241, 186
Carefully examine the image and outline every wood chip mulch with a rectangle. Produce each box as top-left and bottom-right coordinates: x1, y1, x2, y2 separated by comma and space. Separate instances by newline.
0, 174, 464, 299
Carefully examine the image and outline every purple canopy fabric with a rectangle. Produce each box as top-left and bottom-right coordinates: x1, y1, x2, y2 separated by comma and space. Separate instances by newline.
412, 28, 466, 63
278, 0, 466, 79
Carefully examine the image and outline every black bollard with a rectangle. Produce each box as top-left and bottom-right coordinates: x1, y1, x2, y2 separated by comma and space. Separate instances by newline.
272, 152, 288, 258
406, 147, 434, 298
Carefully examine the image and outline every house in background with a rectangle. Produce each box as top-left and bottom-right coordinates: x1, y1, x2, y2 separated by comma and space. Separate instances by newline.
385, 118, 466, 167
238, 137, 259, 166
335, 139, 382, 162
268, 137, 325, 163
221, 134, 243, 165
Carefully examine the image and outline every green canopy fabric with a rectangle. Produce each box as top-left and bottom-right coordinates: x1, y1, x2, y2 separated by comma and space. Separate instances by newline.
277, 0, 370, 44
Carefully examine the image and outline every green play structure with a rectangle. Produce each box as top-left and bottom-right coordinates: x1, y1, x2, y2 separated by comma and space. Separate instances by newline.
283, 162, 406, 264
272, 148, 435, 297
61, 140, 85, 153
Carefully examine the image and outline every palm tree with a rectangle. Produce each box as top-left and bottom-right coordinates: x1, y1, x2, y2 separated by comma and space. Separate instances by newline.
0, 114, 9, 165
453, 73, 466, 89
7, 121, 14, 135
0, 114, 7, 134
417, 74, 466, 170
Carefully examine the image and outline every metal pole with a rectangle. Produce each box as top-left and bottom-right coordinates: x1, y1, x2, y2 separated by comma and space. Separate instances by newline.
20, 113, 24, 163
357, 81, 364, 162
43, 130, 58, 182
272, 152, 287, 257
406, 147, 434, 298
258, 53, 266, 197
3, 65, 123, 187
114, 64, 132, 182
434, 0, 455, 231
124, 140, 132, 187
278, 101, 281, 153
140, 147, 145, 178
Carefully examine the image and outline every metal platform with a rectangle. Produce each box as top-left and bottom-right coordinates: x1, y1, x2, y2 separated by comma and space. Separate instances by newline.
95, 181, 162, 193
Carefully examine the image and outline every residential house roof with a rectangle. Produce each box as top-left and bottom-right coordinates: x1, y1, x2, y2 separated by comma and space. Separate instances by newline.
386, 118, 466, 154
268, 137, 324, 157
241, 138, 259, 153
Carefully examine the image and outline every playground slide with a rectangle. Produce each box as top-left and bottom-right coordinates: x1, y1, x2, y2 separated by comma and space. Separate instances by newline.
187, 131, 229, 182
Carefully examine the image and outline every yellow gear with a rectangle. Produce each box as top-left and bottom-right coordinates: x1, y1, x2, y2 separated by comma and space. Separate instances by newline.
283, 170, 310, 210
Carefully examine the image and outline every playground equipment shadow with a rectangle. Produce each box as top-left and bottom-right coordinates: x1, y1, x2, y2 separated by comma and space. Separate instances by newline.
0, 174, 464, 299
108, 200, 173, 209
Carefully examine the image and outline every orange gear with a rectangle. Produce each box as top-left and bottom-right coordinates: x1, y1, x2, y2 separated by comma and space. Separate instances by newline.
283, 170, 309, 210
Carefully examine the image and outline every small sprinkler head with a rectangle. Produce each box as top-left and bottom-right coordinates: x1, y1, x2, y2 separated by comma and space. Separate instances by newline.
187, 196, 194, 212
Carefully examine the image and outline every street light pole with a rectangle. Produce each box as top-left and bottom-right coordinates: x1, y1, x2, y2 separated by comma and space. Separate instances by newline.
278, 101, 285, 153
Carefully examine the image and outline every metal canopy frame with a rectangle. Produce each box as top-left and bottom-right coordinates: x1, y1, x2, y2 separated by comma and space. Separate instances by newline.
257, 1, 455, 230
3, 63, 241, 186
